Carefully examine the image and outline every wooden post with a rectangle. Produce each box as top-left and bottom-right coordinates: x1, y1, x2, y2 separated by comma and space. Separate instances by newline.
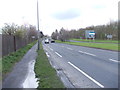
13, 36, 16, 51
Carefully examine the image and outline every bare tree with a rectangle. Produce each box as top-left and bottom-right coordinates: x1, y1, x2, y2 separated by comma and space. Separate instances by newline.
26, 25, 38, 39
51, 29, 59, 40
2, 23, 17, 36
51, 21, 118, 41
59, 27, 70, 41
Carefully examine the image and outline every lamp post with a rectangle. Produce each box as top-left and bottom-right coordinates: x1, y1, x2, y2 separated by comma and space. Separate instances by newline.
37, 0, 40, 50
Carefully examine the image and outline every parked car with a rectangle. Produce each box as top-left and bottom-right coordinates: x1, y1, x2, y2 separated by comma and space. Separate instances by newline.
44, 39, 49, 44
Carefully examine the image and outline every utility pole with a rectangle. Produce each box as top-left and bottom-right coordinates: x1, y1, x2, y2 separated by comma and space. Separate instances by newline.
37, 0, 40, 50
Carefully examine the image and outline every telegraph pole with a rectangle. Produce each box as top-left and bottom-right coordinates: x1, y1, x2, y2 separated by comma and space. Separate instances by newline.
37, 0, 40, 50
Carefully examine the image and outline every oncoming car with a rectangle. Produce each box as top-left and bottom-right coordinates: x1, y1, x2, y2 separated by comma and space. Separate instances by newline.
51, 39, 55, 43
44, 39, 49, 44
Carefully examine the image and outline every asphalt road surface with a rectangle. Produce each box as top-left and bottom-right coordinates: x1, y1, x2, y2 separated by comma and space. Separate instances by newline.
42, 42, 119, 88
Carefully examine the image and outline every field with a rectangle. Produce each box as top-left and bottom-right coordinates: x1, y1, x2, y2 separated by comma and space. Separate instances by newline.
56, 40, 119, 51
71, 39, 119, 43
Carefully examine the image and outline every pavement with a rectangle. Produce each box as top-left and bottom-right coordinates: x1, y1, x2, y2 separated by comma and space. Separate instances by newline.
2, 43, 38, 88
43, 42, 119, 88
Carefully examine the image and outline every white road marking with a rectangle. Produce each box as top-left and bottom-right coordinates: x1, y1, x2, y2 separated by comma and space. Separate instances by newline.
46, 52, 50, 57
61, 46, 65, 47
68, 62, 104, 88
109, 59, 119, 63
67, 47, 73, 50
83, 52, 96, 56
78, 51, 96, 56
78, 50, 84, 53
49, 48, 53, 51
55, 52, 62, 57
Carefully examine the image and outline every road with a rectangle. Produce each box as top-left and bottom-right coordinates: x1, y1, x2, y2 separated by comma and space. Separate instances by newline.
42, 42, 119, 88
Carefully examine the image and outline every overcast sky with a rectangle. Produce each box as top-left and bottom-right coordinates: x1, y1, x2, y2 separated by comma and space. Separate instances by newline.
0, 0, 119, 35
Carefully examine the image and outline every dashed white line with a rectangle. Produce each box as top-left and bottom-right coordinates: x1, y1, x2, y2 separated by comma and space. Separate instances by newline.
67, 47, 73, 50
55, 52, 62, 57
78, 50, 84, 53
49, 48, 53, 51
68, 62, 104, 88
83, 52, 96, 56
109, 59, 119, 63
78, 51, 96, 56
46, 52, 50, 57
61, 46, 65, 47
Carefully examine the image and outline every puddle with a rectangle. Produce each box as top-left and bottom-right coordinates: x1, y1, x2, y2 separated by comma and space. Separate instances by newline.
22, 60, 38, 88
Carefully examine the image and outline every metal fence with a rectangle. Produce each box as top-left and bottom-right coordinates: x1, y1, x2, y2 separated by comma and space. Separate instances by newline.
1, 34, 36, 57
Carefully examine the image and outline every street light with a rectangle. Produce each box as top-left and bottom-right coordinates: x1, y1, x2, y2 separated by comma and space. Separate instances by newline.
37, 0, 40, 50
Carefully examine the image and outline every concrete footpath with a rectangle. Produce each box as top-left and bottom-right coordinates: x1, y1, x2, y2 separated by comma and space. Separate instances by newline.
2, 43, 38, 88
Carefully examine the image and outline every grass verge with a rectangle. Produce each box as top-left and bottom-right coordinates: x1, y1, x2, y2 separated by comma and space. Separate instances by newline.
71, 38, 119, 43
56, 40, 119, 51
34, 43, 65, 88
2, 41, 37, 80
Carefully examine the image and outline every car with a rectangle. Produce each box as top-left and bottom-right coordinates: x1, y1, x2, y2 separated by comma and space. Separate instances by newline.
44, 39, 49, 44
51, 39, 55, 43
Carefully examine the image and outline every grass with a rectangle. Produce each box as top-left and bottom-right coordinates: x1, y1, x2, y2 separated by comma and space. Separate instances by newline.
2, 41, 37, 80
34, 43, 65, 88
71, 38, 119, 43
56, 40, 119, 51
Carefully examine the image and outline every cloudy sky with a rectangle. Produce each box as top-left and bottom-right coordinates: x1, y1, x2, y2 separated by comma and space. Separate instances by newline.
0, 0, 119, 35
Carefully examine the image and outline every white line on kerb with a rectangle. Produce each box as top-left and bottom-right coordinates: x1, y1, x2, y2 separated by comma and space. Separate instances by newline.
55, 52, 62, 57
49, 48, 53, 51
67, 47, 73, 50
68, 62, 104, 88
46, 52, 50, 57
78, 51, 96, 56
109, 59, 119, 63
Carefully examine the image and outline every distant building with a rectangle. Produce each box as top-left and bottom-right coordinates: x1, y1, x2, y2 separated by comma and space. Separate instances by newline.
85, 30, 95, 39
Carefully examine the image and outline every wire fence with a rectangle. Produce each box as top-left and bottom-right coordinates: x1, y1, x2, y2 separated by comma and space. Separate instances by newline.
1, 34, 37, 57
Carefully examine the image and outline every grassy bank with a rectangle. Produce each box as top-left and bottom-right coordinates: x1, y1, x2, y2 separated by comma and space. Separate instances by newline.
34, 44, 65, 88
56, 40, 118, 51
71, 38, 119, 43
2, 41, 37, 80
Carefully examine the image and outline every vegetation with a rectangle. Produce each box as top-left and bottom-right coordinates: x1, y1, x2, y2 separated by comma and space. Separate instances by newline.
34, 44, 65, 88
51, 21, 118, 41
2, 41, 37, 80
71, 39, 119, 43
56, 40, 118, 51
2, 23, 39, 39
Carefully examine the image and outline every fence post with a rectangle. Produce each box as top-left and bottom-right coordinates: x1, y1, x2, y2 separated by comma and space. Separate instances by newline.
13, 36, 16, 51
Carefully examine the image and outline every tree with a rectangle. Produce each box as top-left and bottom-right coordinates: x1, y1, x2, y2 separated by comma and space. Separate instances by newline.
2, 23, 17, 36
26, 25, 38, 39
51, 29, 59, 40
51, 21, 118, 40
59, 27, 70, 41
